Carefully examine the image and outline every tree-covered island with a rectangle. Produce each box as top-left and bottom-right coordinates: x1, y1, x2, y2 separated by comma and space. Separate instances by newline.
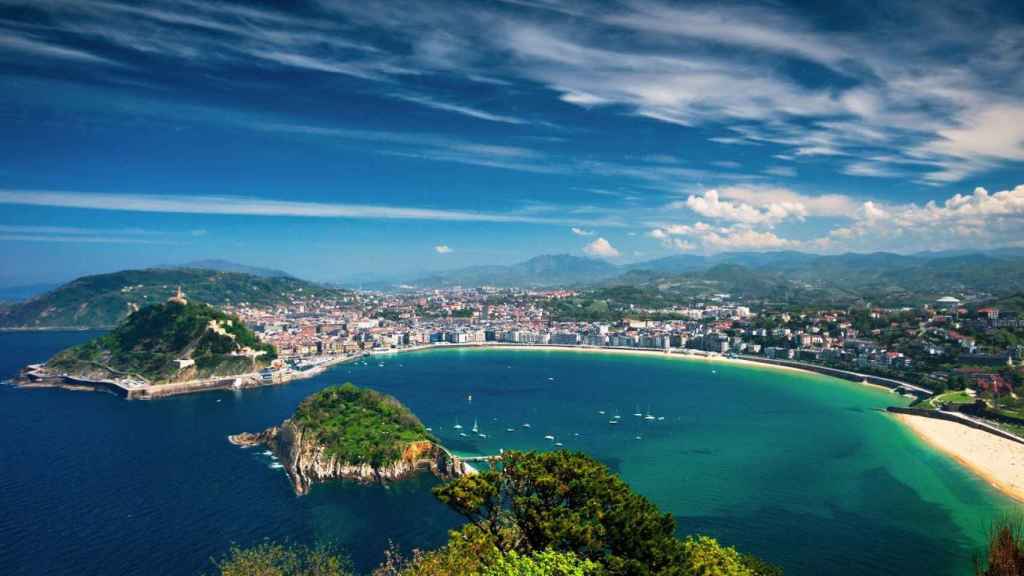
229, 383, 448, 494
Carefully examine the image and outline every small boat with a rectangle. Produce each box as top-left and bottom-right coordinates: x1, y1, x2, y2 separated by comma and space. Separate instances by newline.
645, 414, 656, 421
468, 394, 473, 403
633, 405, 642, 417
453, 418, 463, 430
506, 428, 515, 432
657, 416, 665, 421
547, 377, 554, 381
544, 434, 555, 440
472, 418, 479, 434
478, 433, 488, 439
522, 423, 531, 428
635, 435, 642, 440
598, 410, 605, 415
609, 419, 619, 424
459, 432, 468, 437
554, 442, 563, 447
425, 427, 433, 432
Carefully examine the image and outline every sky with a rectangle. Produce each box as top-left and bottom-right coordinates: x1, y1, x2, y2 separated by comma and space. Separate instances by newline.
0, 0, 1023, 285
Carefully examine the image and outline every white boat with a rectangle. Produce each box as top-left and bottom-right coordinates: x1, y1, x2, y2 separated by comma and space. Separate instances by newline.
554, 442, 563, 447
598, 410, 605, 415
478, 433, 488, 439
609, 419, 619, 424
472, 418, 479, 434
634, 435, 642, 440
425, 427, 433, 432
506, 428, 515, 432
522, 423, 531, 428
459, 432, 468, 437
544, 434, 555, 440
453, 418, 463, 430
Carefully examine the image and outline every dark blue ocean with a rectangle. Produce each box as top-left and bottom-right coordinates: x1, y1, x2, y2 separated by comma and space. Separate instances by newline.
0, 332, 1014, 575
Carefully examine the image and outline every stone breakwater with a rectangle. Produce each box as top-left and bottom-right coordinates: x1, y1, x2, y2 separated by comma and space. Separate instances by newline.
229, 421, 467, 495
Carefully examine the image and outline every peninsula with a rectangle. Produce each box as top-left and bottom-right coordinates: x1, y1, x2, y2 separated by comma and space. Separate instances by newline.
230, 383, 468, 495
18, 289, 279, 398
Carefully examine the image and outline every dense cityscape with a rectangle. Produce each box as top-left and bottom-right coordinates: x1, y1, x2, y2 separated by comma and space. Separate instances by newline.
233, 287, 1024, 401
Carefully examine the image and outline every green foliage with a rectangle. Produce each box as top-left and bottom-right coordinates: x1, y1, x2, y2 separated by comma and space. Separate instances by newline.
293, 384, 432, 467
432, 450, 780, 576
212, 541, 350, 576
678, 536, 753, 576
481, 550, 601, 576
0, 267, 349, 329
48, 301, 276, 383
373, 524, 502, 576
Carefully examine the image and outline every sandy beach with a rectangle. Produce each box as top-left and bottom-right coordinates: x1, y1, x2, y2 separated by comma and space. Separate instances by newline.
895, 413, 1024, 503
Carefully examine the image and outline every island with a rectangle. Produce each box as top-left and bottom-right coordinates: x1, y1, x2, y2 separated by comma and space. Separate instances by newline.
229, 383, 470, 495
17, 288, 282, 399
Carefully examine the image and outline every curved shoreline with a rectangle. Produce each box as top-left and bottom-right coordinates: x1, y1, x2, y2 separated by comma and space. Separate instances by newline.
396, 343, 909, 396
894, 413, 1024, 504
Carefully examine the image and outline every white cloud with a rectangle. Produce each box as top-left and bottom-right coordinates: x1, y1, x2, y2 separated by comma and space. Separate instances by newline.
389, 93, 529, 124
583, 237, 620, 258
0, 189, 624, 228
648, 222, 795, 252
0, 33, 121, 66
675, 189, 808, 225
571, 227, 594, 236
0, 224, 181, 245
763, 166, 796, 178
434, 244, 452, 254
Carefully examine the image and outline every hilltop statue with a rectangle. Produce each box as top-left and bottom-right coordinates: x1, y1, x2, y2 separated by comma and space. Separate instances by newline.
168, 286, 188, 305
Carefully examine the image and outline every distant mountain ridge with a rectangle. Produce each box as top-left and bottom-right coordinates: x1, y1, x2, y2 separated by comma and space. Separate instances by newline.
413, 254, 620, 287
177, 259, 294, 278
0, 267, 347, 329
408, 250, 1024, 299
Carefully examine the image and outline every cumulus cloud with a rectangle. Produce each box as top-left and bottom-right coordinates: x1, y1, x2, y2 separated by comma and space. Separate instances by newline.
583, 237, 620, 258
652, 183, 1024, 254
433, 244, 452, 254
571, 227, 594, 236
674, 188, 808, 225
649, 222, 794, 252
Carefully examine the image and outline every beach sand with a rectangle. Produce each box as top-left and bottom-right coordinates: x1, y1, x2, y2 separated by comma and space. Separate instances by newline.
441, 343, 873, 384
896, 413, 1024, 503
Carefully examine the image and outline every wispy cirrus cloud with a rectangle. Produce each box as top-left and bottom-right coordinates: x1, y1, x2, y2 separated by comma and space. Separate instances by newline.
0, 224, 182, 245
389, 93, 529, 124
0, 189, 627, 228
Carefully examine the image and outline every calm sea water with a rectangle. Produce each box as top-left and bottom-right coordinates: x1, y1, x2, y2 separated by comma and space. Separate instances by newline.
0, 332, 1016, 575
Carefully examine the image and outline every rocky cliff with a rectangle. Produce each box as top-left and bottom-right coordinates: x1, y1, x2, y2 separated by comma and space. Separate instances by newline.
230, 419, 455, 495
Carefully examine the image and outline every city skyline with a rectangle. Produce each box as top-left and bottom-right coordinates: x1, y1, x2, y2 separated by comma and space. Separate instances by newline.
1, 0, 1023, 285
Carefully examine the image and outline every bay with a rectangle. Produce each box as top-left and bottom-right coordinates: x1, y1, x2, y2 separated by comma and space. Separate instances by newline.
0, 332, 1015, 575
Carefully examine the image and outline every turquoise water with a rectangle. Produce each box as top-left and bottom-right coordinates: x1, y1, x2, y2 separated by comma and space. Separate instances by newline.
0, 334, 1017, 575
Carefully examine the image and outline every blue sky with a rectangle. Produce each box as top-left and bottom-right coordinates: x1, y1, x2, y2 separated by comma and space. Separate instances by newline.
1, 0, 1023, 285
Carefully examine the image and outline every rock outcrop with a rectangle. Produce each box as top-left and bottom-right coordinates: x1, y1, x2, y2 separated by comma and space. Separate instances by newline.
230, 419, 456, 495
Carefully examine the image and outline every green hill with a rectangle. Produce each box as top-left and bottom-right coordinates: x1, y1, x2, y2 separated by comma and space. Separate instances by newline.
47, 300, 277, 384
0, 267, 348, 329
292, 383, 434, 466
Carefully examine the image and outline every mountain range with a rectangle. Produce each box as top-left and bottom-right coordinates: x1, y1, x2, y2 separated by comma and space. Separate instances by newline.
402, 250, 1024, 310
